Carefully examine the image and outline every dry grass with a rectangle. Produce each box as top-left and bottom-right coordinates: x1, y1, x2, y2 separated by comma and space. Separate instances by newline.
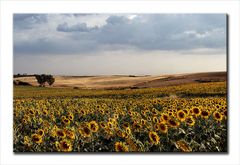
14, 72, 226, 89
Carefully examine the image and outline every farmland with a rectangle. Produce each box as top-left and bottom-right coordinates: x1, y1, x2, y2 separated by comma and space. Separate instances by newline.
13, 73, 227, 152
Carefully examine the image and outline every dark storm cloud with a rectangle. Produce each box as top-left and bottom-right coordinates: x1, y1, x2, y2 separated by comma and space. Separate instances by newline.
14, 14, 226, 56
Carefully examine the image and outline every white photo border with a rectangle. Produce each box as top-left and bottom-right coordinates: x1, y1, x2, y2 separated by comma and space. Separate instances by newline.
1, 0, 240, 165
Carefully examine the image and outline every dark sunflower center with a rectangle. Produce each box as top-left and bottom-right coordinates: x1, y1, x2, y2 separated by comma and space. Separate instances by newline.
33, 137, 39, 141
64, 119, 69, 123
117, 145, 124, 152
160, 125, 166, 131
84, 127, 90, 134
62, 142, 69, 149
169, 120, 177, 126
58, 131, 64, 136
193, 108, 199, 114
179, 112, 185, 118
151, 135, 157, 142
224, 111, 227, 116
215, 113, 221, 119
91, 124, 96, 130
163, 115, 168, 120
187, 118, 193, 123
201, 111, 208, 116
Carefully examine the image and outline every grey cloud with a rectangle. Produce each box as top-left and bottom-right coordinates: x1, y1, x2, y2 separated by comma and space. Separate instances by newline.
57, 22, 98, 32
106, 15, 129, 25
94, 14, 226, 50
14, 14, 226, 56
14, 37, 99, 55
14, 14, 48, 30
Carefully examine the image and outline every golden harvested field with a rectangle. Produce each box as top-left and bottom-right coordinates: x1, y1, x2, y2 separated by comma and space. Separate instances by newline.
13, 76, 227, 152
14, 72, 226, 89
14, 75, 162, 89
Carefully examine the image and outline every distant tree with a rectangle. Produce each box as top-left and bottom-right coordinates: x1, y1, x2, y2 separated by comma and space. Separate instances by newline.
46, 75, 55, 86
35, 74, 55, 87
35, 74, 47, 87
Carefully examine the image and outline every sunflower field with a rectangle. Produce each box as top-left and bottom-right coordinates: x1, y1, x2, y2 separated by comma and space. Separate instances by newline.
13, 82, 227, 152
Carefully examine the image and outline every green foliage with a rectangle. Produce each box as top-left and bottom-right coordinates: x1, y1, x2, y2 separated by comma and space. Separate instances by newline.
35, 74, 55, 87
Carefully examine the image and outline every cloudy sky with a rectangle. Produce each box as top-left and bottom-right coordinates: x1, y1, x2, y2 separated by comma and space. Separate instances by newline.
14, 14, 226, 75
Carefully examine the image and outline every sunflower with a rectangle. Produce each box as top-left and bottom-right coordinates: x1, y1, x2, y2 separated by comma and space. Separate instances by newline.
24, 136, 31, 146
159, 123, 168, 134
141, 110, 147, 116
89, 121, 99, 133
115, 142, 129, 152
105, 109, 110, 115
223, 110, 227, 118
65, 129, 75, 140
149, 131, 160, 145
168, 112, 173, 117
29, 109, 35, 116
175, 140, 192, 152
123, 122, 130, 129
153, 116, 158, 123
162, 114, 169, 122
107, 121, 114, 129
108, 118, 114, 123
79, 109, 86, 116
59, 140, 73, 152
55, 110, 61, 116
116, 129, 126, 138
31, 134, 43, 144
99, 109, 105, 115
183, 109, 189, 115
125, 127, 131, 135
200, 110, 209, 119
43, 120, 50, 131
154, 124, 160, 131
213, 111, 223, 122
128, 111, 133, 116
80, 125, 92, 138
36, 129, 44, 137
50, 114, 56, 121
185, 116, 195, 126
67, 113, 74, 121
152, 109, 158, 116
132, 122, 142, 132
168, 118, 179, 128
215, 104, 221, 109
100, 121, 107, 129
22, 118, 28, 124
56, 129, 66, 138
114, 113, 119, 119
63, 118, 70, 125
141, 119, 146, 125
42, 109, 48, 116
147, 116, 152, 122
61, 116, 66, 121
126, 138, 138, 152
177, 110, 186, 122
192, 107, 201, 116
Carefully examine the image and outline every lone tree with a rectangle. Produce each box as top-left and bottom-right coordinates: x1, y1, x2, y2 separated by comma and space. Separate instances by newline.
35, 74, 55, 87
46, 75, 55, 86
